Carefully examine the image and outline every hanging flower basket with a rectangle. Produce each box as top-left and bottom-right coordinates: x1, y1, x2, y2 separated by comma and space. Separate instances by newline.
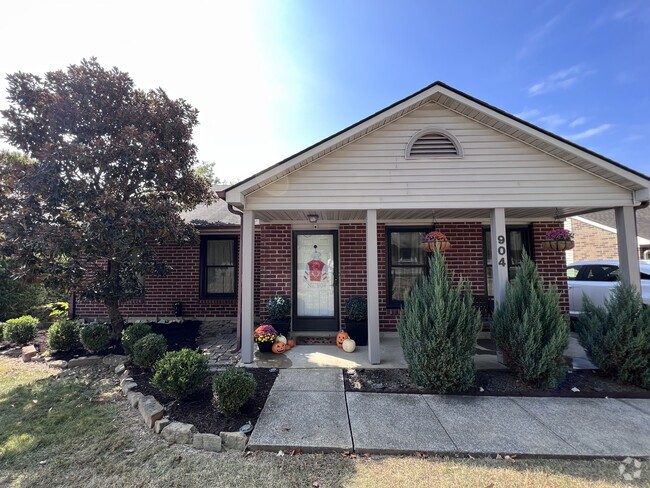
541, 228, 575, 251
421, 231, 451, 252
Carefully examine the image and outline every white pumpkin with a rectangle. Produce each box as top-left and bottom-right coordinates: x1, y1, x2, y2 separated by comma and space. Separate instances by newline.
275, 334, 287, 344
342, 338, 356, 353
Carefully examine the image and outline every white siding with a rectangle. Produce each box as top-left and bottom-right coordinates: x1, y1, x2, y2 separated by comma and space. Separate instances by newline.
246, 103, 633, 210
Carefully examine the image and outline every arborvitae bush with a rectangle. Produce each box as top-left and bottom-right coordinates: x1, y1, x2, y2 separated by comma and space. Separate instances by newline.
491, 251, 569, 388
4, 315, 39, 345
79, 323, 111, 352
398, 250, 482, 393
212, 367, 257, 416
48, 319, 80, 351
121, 323, 153, 356
132, 333, 167, 369
153, 349, 209, 399
576, 283, 650, 389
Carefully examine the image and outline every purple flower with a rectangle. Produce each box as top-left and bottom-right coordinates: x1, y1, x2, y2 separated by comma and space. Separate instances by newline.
545, 228, 574, 241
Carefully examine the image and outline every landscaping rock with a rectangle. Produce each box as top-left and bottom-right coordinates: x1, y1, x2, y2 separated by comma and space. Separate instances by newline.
103, 355, 128, 367
161, 422, 196, 444
47, 360, 68, 369
120, 369, 132, 380
22, 345, 38, 362
68, 356, 102, 368
120, 380, 137, 395
220, 431, 248, 451
193, 433, 222, 452
127, 390, 144, 408
138, 395, 164, 428
114, 363, 126, 375
154, 417, 171, 434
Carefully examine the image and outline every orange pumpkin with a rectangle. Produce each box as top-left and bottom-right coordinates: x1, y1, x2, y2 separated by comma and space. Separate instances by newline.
272, 342, 286, 354
336, 331, 349, 348
287, 339, 296, 348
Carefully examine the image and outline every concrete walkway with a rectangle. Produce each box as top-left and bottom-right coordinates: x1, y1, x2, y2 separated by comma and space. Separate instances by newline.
249, 368, 650, 458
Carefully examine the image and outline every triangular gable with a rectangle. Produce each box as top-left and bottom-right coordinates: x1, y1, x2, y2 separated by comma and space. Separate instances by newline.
225, 82, 650, 207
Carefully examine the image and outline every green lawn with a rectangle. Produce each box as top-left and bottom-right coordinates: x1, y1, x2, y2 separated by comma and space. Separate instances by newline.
0, 356, 646, 487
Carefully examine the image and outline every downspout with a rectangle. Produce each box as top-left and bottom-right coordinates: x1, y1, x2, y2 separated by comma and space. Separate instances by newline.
219, 189, 244, 354
634, 201, 649, 258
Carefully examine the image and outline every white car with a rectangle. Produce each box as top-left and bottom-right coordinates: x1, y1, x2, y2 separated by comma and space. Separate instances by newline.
567, 260, 650, 318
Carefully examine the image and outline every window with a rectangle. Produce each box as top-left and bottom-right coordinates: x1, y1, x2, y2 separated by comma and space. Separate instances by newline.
200, 236, 237, 298
566, 265, 582, 280
386, 227, 428, 307
483, 226, 532, 296
583, 265, 619, 282
406, 128, 462, 158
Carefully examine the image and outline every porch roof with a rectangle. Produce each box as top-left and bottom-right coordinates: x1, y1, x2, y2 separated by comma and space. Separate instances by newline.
224, 81, 650, 209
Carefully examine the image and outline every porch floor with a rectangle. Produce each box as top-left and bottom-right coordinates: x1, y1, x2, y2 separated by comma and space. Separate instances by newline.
238, 334, 595, 370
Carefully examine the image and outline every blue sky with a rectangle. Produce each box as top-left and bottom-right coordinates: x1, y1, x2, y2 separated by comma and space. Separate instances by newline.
1, 0, 649, 181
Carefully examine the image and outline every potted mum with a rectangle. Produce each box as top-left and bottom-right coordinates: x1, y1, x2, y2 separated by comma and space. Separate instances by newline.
267, 295, 291, 337
346, 296, 368, 346
421, 231, 451, 252
254, 324, 278, 353
542, 228, 575, 251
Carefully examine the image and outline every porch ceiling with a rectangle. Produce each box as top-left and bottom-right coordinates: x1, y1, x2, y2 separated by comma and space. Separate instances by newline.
254, 206, 607, 223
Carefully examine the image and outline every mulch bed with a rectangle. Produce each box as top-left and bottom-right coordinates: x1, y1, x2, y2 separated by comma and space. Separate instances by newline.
344, 368, 650, 398
131, 367, 278, 434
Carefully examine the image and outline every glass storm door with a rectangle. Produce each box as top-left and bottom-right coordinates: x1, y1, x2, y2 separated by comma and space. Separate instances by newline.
292, 231, 339, 331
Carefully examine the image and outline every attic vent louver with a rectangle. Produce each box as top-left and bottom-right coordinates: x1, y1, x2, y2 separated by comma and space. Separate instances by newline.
406, 129, 462, 158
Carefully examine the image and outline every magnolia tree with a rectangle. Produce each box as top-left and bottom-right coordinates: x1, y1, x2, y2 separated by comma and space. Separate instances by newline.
0, 59, 214, 336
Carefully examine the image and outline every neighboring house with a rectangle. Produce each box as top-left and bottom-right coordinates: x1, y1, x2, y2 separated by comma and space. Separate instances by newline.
74, 81, 650, 365
565, 208, 650, 263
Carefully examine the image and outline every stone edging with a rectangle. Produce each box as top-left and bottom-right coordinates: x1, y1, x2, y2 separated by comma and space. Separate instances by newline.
115, 363, 248, 453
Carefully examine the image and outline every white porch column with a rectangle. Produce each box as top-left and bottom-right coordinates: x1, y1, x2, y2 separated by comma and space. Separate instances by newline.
615, 206, 641, 290
490, 208, 509, 308
366, 209, 380, 364
240, 210, 256, 363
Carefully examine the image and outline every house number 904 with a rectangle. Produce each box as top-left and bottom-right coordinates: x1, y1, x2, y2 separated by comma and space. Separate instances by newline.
497, 235, 507, 267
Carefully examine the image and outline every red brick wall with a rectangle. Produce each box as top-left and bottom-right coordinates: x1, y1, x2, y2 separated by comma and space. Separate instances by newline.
339, 224, 368, 327
258, 224, 292, 321
74, 239, 238, 319
569, 218, 619, 262
532, 222, 569, 313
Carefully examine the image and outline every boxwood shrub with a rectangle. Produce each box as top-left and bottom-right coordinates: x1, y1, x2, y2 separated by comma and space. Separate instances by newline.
4, 315, 39, 345
132, 333, 167, 369
79, 323, 110, 353
153, 349, 209, 399
212, 367, 257, 416
121, 323, 153, 356
48, 319, 80, 351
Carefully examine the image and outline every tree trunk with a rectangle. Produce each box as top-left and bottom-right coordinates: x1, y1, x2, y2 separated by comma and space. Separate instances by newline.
106, 300, 125, 339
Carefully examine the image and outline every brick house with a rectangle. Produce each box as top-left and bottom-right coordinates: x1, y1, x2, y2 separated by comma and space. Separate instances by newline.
74, 81, 650, 365
565, 207, 650, 263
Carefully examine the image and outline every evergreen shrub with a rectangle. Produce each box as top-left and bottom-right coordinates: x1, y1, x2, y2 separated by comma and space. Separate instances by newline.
153, 349, 209, 399
121, 323, 153, 355
576, 283, 650, 389
212, 367, 257, 416
132, 333, 167, 369
398, 250, 482, 393
48, 319, 80, 351
4, 315, 39, 345
491, 251, 569, 388
79, 323, 111, 352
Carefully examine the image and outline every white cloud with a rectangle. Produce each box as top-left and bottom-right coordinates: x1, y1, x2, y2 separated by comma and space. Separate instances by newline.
569, 117, 587, 128
537, 114, 567, 129
567, 124, 612, 141
514, 109, 540, 119
528, 65, 592, 96
624, 134, 645, 142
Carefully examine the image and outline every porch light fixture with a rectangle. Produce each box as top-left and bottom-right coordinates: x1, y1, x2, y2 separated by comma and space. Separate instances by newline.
307, 214, 319, 224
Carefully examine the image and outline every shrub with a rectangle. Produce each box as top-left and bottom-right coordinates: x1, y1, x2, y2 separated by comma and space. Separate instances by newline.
0, 257, 48, 322
30, 301, 68, 326
491, 251, 569, 388
4, 315, 39, 345
121, 323, 153, 355
79, 323, 110, 352
267, 295, 291, 320
153, 349, 209, 399
346, 296, 367, 322
398, 251, 482, 393
48, 319, 80, 351
132, 333, 167, 369
576, 283, 650, 389
212, 367, 257, 416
